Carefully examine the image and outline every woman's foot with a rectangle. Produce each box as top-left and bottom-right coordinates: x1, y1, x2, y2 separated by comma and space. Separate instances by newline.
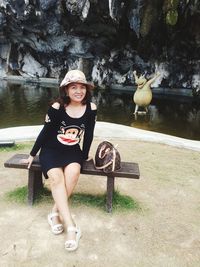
47, 212, 64, 235
65, 225, 81, 251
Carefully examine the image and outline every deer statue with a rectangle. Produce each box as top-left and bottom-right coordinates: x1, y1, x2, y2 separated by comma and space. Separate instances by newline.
133, 70, 160, 114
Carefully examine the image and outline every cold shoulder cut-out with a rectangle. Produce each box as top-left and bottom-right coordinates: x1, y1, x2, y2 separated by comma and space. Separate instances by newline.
30, 101, 96, 177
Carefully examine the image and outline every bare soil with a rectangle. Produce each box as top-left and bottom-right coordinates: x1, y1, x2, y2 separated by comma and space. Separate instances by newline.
0, 138, 200, 267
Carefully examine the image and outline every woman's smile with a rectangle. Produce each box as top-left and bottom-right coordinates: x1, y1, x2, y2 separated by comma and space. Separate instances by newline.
66, 83, 87, 102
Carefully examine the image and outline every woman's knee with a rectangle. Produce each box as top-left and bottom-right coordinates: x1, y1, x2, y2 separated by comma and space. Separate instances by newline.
64, 163, 81, 182
47, 168, 65, 187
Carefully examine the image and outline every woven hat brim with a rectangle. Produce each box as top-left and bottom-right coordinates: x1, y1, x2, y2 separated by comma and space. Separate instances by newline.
60, 80, 94, 90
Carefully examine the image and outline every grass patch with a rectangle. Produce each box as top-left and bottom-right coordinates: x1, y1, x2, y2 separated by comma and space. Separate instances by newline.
5, 186, 52, 204
112, 190, 141, 211
5, 186, 141, 212
0, 143, 32, 152
71, 190, 140, 212
6, 186, 28, 203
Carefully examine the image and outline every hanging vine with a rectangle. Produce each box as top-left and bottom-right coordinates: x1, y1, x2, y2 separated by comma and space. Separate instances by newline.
163, 0, 180, 26
140, 1, 158, 37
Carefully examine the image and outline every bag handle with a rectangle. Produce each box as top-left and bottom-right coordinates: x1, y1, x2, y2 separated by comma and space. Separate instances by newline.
95, 160, 113, 170
98, 145, 111, 159
111, 148, 116, 172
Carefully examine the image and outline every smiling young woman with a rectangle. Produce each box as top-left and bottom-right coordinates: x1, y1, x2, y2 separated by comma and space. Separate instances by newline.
22, 69, 97, 251
64, 83, 87, 118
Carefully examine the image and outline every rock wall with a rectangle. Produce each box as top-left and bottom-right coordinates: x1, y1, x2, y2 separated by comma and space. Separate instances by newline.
0, 0, 199, 93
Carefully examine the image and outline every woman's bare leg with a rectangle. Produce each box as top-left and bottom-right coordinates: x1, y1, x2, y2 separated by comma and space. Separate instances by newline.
63, 163, 81, 248
63, 162, 81, 197
50, 163, 80, 225
47, 168, 74, 228
49, 203, 61, 226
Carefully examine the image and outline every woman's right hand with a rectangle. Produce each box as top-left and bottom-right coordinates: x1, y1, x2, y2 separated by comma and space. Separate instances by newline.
20, 155, 34, 169
85, 156, 93, 161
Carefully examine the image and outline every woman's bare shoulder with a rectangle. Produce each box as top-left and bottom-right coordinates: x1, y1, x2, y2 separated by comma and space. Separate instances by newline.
51, 102, 60, 110
90, 102, 97, 110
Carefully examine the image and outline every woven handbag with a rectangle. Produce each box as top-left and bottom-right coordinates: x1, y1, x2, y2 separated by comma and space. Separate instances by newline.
95, 141, 121, 173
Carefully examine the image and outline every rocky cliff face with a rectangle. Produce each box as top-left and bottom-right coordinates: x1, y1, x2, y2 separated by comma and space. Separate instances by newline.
0, 0, 199, 93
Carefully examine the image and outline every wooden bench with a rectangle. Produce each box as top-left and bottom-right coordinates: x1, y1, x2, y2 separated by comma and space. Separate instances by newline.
4, 153, 140, 212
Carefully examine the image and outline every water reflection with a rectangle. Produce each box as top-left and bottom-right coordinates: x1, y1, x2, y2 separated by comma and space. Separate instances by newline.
0, 82, 200, 141
0, 81, 58, 128
92, 89, 200, 140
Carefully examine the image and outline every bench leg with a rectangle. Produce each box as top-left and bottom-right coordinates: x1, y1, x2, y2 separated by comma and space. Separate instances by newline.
28, 170, 43, 205
106, 176, 115, 213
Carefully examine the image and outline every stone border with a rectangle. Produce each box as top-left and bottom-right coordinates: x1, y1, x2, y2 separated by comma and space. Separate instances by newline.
0, 122, 199, 152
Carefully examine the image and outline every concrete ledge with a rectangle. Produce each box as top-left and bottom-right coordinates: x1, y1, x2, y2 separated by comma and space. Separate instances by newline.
0, 122, 200, 152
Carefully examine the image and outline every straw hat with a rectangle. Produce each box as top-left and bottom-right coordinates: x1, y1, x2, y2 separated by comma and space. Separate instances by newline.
60, 69, 94, 90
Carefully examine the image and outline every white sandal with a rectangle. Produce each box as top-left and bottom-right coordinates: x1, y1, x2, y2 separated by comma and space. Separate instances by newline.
47, 212, 64, 235
65, 226, 81, 251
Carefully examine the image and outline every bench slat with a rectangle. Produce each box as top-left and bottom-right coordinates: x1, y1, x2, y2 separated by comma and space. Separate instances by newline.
4, 153, 140, 179
4, 154, 41, 170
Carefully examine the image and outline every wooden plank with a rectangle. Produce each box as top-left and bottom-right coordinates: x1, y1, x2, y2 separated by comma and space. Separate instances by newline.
82, 160, 140, 178
28, 169, 43, 205
4, 154, 41, 171
28, 170, 37, 205
106, 176, 115, 213
4, 154, 140, 179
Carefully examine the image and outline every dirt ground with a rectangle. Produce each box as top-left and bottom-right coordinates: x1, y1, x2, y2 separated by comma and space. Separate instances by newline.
0, 138, 200, 267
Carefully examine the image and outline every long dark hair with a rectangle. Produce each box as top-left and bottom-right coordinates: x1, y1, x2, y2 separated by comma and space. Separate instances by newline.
51, 85, 92, 107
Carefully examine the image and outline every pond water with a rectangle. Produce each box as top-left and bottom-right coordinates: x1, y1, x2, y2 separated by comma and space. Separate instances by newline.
0, 81, 200, 141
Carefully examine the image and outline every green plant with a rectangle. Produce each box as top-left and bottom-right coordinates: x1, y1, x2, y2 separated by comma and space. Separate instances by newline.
6, 186, 28, 203
163, 0, 180, 26
140, 2, 157, 38
166, 9, 178, 25
5, 186, 51, 204
0, 143, 33, 152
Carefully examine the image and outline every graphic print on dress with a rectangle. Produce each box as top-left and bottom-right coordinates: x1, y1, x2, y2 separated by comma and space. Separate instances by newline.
57, 124, 85, 145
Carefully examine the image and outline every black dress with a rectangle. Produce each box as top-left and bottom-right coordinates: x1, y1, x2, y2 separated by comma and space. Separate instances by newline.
30, 101, 96, 177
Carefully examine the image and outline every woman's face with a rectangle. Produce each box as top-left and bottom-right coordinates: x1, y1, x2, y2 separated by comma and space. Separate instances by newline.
65, 83, 87, 103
